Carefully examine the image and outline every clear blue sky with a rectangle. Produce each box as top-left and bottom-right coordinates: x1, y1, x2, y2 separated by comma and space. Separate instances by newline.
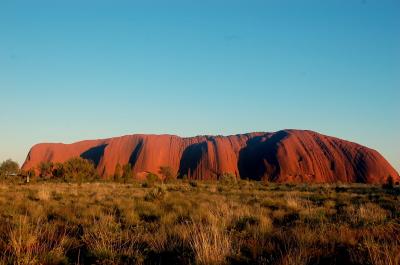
0, 0, 399, 171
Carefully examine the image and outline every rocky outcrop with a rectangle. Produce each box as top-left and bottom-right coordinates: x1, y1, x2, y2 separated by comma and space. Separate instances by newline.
22, 130, 399, 183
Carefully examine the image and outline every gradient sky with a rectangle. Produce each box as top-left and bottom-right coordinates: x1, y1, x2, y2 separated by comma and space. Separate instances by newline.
0, 0, 399, 171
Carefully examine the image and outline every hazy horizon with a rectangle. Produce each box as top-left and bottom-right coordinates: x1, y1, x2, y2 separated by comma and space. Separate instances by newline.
1, 0, 399, 171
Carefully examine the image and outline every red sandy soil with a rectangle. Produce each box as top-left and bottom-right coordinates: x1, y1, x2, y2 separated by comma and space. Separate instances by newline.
22, 130, 399, 183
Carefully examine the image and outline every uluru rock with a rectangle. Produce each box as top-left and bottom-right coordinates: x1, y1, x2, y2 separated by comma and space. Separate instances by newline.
22, 130, 399, 183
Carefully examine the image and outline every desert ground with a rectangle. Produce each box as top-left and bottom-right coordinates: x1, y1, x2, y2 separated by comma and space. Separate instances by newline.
0, 180, 399, 265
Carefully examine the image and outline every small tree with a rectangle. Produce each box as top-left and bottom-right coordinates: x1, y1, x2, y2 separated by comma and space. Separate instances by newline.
159, 166, 175, 182
0, 159, 20, 180
114, 163, 122, 182
383, 175, 394, 189
122, 164, 132, 183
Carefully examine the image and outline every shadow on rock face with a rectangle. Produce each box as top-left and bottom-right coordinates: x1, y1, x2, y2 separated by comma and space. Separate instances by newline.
80, 144, 108, 166
178, 142, 209, 179
238, 130, 289, 181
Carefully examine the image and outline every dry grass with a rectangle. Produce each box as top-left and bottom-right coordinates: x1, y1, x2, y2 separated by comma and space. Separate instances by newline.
189, 222, 231, 265
6, 215, 68, 265
363, 235, 400, 265
0, 181, 398, 264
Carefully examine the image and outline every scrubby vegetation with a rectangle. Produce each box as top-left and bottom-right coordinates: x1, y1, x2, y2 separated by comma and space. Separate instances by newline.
0, 158, 399, 264
37, 158, 99, 182
0, 180, 399, 265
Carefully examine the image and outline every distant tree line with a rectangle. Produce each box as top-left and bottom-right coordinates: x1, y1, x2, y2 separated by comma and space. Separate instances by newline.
1, 158, 398, 188
35, 157, 99, 182
0, 157, 99, 183
0, 158, 234, 183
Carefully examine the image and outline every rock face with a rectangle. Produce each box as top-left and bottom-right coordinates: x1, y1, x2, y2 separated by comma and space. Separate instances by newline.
22, 130, 399, 183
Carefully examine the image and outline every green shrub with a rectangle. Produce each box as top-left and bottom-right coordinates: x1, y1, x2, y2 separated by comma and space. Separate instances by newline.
147, 172, 159, 182
143, 172, 160, 187
63, 157, 99, 182
52, 163, 65, 180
